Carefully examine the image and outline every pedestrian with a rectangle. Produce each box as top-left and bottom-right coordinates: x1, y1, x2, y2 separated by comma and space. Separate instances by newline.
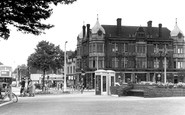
60, 83, 63, 91
28, 80, 35, 97
20, 78, 26, 97
80, 83, 84, 94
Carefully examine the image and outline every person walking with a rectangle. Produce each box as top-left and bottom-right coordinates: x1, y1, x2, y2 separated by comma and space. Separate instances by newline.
80, 82, 84, 94
28, 80, 35, 97
20, 78, 25, 97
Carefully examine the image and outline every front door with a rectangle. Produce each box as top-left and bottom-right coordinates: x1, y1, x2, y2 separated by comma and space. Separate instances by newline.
102, 76, 107, 95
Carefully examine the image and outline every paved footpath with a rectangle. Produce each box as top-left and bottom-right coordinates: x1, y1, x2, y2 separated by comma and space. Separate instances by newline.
1, 88, 185, 115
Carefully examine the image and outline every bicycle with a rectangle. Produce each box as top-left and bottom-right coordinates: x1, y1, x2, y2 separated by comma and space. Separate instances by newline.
0, 84, 18, 103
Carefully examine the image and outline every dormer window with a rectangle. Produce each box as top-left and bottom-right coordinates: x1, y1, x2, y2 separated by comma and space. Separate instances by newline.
98, 30, 102, 36
178, 32, 182, 38
136, 27, 146, 38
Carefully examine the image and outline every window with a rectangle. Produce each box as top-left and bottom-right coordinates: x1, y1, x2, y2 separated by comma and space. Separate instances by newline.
112, 57, 118, 68
154, 44, 159, 53
97, 43, 104, 53
125, 43, 128, 52
89, 57, 103, 69
112, 43, 118, 52
154, 58, 159, 69
67, 67, 69, 74
121, 58, 124, 68
121, 43, 128, 53
70, 66, 72, 74
93, 43, 96, 53
98, 57, 104, 69
93, 59, 96, 68
177, 48, 183, 54
136, 58, 147, 68
125, 58, 128, 68
137, 44, 146, 54
73, 66, 76, 74
177, 59, 183, 69
89, 44, 92, 53
148, 58, 154, 68
89, 57, 96, 68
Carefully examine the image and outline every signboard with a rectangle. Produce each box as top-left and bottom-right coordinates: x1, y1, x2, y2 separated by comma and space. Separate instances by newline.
1, 71, 10, 76
0, 65, 12, 78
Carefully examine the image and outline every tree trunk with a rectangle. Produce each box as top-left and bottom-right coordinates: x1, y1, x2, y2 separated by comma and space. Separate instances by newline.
42, 70, 46, 91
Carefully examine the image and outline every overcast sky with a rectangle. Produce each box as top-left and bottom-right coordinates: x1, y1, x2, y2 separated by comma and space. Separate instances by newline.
0, 0, 184, 69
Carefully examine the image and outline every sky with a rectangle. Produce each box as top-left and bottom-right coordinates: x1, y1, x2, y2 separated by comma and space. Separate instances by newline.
0, 0, 185, 69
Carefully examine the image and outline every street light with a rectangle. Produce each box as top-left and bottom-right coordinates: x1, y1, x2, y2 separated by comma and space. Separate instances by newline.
64, 41, 68, 92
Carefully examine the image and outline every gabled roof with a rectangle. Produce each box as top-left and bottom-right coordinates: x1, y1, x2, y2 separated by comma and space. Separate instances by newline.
170, 20, 184, 37
92, 19, 105, 34
102, 25, 171, 39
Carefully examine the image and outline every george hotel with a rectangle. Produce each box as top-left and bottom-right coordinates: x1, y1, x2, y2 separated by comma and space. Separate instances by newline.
75, 17, 185, 89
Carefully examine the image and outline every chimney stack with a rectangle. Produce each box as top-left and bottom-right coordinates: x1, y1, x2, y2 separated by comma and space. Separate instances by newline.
86, 24, 90, 38
158, 23, 162, 37
117, 18, 122, 36
147, 21, 152, 27
83, 25, 86, 38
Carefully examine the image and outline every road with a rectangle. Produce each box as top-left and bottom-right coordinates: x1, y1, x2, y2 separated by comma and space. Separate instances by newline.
0, 89, 185, 115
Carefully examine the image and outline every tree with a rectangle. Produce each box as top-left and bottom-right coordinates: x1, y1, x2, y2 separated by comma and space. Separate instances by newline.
0, 0, 76, 39
14, 64, 28, 82
0, 62, 3, 65
27, 40, 64, 91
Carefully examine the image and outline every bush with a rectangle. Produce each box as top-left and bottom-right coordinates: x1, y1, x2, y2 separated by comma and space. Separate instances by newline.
35, 83, 42, 89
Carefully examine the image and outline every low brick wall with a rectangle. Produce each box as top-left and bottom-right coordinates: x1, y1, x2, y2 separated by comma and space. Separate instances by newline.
144, 87, 185, 97
110, 84, 127, 95
110, 86, 119, 95
110, 84, 185, 97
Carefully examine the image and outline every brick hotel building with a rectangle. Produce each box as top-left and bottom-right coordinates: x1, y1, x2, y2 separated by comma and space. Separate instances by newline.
76, 18, 185, 89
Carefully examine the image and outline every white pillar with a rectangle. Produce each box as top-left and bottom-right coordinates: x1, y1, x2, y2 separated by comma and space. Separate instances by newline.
164, 57, 167, 83
164, 44, 167, 83
64, 41, 67, 92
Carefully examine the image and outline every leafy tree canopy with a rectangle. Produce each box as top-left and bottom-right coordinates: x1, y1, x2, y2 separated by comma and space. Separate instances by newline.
0, 62, 3, 65
0, 0, 76, 39
27, 40, 64, 73
27, 40, 64, 90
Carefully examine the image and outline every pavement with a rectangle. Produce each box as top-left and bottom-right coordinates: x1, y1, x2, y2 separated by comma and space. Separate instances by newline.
2, 86, 185, 108
0, 86, 95, 107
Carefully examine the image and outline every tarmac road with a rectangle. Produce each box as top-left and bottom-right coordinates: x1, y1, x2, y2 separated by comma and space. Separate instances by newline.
0, 91, 185, 115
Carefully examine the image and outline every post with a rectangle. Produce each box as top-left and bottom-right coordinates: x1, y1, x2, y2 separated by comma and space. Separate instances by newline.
64, 41, 68, 92
10, 85, 12, 101
164, 44, 167, 83
164, 56, 167, 83
97, 56, 99, 70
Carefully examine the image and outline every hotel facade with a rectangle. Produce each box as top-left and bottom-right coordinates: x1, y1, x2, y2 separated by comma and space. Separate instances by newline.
76, 18, 185, 89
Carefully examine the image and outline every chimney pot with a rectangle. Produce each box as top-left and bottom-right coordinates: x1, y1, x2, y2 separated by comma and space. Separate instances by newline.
117, 18, 122, 36
87, 24, 90, 38
147, 21, 152, 27
83, 25, 86, 38
158, 23, 162, 37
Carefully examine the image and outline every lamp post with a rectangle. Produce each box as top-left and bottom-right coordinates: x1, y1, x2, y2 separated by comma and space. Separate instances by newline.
64, 41, 68, 92
163, 44, 173, 83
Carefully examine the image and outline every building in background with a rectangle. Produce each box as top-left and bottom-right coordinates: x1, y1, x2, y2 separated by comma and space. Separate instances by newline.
66, 51, 78, 87
170, 19, 185, 83
76, 17, 185, 89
